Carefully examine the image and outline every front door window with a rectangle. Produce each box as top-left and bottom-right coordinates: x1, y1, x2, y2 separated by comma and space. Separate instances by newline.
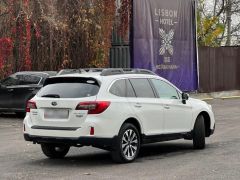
151, 79, 179, 99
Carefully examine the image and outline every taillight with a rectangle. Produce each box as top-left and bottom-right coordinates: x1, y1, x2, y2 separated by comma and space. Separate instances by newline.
76, 101, 110, 114
26, 100, 37, 112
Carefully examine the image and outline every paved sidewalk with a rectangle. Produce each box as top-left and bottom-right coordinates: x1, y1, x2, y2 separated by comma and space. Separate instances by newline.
1, 99, 240, 180
190, 90, 240, 100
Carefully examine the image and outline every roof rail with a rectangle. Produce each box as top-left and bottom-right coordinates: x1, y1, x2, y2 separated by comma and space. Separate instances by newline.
100, 68, 156, 76
122, 68, 156, 75
58, 68, 156, 76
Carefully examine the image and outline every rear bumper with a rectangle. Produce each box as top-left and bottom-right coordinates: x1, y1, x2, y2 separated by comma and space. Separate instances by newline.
24, 133, 117, 150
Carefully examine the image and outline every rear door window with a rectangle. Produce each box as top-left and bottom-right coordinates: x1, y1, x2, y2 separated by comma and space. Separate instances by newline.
126, 79, 136, 97
37, 77, 100, 98
129, 78, 155, 98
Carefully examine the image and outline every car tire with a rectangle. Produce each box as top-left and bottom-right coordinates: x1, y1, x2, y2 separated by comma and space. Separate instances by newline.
111, 123, 140, 163
41, 143, 70, 159
192, 115, 206, 149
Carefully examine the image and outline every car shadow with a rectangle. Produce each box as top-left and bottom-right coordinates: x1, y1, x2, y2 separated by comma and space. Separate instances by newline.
138, 142, 194, 160
26, 142, 195, 167
27, 150, 114, 167
0, 113, 24, 119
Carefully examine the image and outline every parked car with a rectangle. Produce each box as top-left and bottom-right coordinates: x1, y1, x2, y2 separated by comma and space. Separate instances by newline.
0, 71, 57, 116
57, 69, 83, 75
57, 68, 107, 75
23, 68, 215, 163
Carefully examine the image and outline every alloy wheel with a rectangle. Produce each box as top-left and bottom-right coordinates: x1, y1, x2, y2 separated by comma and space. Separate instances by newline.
121, 129, 139, 160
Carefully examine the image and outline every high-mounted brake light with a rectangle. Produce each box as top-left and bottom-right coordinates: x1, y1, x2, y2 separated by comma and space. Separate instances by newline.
26, 101, 37, 112
76, 101, 110, 114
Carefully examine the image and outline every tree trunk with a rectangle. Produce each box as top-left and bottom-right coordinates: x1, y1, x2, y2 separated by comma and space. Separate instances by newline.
225, 0, 232, 46
213, 0, 218, 16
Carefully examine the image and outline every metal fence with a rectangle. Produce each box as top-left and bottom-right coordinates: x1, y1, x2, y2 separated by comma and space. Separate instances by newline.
109, 46, 240, 92
198, 46, 240, 92
110, 26, 131, 68
110, 46, 131, 68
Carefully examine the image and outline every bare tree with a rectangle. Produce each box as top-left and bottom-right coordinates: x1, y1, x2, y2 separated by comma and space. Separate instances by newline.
198, 0, 240, 46
225, 0, 232, 46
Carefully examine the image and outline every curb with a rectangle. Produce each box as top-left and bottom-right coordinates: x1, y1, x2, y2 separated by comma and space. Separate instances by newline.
200, 98, 214, 101
190, 90, 240, 101
198, 96, 240, 101
220, 96, 240, 100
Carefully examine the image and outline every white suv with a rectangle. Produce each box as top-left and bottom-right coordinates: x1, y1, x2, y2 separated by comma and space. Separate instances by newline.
23, 69, 215, 163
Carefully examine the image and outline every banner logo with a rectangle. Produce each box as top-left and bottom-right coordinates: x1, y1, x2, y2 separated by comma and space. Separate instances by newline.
159, 28, 174, 56
155, 8, 178, 65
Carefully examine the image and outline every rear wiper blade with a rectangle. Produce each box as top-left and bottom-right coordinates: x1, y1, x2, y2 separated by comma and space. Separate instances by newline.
41, 94, 60, 98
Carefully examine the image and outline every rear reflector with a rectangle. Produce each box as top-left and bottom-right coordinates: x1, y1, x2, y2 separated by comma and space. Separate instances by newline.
90, 127, 94, 135
76, 101, 110, 114
26, 100, 37, 112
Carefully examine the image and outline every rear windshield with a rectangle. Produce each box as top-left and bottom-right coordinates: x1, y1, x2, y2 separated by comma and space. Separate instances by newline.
37, 77, 100, 98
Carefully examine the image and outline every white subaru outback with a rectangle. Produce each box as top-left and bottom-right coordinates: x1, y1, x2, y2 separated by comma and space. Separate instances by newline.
23, 69, 215, 163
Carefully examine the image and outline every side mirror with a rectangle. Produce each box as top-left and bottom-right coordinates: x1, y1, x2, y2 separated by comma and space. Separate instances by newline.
182, 93, 189, 104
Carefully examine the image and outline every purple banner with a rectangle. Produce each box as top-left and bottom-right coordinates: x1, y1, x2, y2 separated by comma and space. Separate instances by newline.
133, 0, 198, 91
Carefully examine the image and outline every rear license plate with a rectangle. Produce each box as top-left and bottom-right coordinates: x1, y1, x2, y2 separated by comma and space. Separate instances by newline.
44, 109, 69, 119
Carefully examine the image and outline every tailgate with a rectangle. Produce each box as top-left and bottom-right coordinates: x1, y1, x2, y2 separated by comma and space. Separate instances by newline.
30, 96, 96, 128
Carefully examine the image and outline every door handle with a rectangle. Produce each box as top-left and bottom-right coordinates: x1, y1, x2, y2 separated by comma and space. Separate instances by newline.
134, 103, 142, 108
28, 88, 36, 91
7, 89, 14, 92
164, 105, 170, 109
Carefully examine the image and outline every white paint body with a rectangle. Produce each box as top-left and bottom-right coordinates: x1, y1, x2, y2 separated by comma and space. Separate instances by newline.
24, 73, 215, 139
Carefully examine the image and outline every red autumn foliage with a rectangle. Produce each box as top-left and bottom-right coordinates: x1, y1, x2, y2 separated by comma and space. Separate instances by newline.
118, 0, 132, 38
0, 0, 131, 79
0, 38, 13, 67
24, 19, 32, 71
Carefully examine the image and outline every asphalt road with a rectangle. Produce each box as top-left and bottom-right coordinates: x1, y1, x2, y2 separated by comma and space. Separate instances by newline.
0, 99, 240, 180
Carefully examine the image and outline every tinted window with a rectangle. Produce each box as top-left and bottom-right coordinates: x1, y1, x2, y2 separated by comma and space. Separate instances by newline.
126, 79, 136, 97
151, 79, 179, 99
38, 78, 99, 98
109, 79, 136, 97
109, 79, 126, 97
1, 76, 19, 86
17, 75, 41, 85
130, 79, 155, 98
1, 74, 41, 86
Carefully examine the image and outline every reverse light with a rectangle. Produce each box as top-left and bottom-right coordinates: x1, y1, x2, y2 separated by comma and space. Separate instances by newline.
26, 100, 37, 112
76, 101, 110, 114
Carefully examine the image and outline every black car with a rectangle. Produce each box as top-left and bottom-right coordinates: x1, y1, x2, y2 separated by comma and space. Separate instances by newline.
0, 71, 56, 116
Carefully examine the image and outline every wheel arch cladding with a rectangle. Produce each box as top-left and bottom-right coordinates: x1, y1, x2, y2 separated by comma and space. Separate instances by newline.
198, 111, 211, 137
123, 118, 142, 137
